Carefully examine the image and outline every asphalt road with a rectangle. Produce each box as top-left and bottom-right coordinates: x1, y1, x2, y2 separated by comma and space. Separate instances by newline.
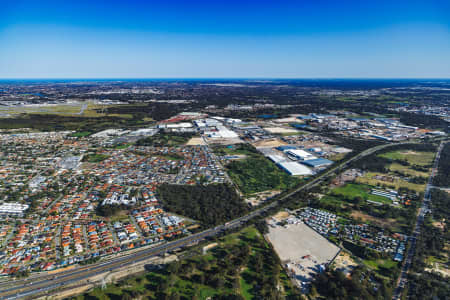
0, 141, 414, 299
392, 141, 446, 300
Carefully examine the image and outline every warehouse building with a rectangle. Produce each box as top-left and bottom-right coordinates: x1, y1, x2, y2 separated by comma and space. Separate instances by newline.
302, 158, 334, 168
285, 149, 317, 161
277, 161, 313, 176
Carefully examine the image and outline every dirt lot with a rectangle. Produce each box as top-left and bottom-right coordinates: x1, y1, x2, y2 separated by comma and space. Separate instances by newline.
272, 211, 290, 222
252, 138, 286, 148
333, 251, 358, 277
264, 126, 300, 134
350, 211, 396, 229
186, 137, 206, 145
266, 223, 340, 290
245, 190, 281, 206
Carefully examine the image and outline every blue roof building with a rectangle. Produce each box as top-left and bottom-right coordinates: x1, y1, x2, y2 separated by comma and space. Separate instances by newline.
276, 145, 297, 151
301, 158, 333, 168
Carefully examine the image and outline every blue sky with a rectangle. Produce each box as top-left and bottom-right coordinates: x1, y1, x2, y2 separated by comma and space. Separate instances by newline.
1, 0, 449, 78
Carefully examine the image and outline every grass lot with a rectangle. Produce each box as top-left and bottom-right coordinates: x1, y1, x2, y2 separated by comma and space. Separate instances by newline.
113, 143, 131, 149
75, 226, 298, 300
0, 103, 83, 116
356, 172, 426, 193
69, 131, 92, 137
83, 153, 110, 163
363, 258, 398, 271
426, 255, 447, 265
136, 133, 193, 147
227, 156, 300, 194
213, 144, 259, 157
379, 150, 435, 167
82, 102, 142, 118
277, 131, 308, 136
331, 183, 393, 204
363, 258, 399, 278
155, 153, 184, 161
328, 152, 347, 162
388, 163, 430, 178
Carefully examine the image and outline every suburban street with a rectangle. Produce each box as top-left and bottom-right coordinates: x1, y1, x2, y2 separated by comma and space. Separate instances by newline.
0, 141, 420, 299
392, 141, 446, 300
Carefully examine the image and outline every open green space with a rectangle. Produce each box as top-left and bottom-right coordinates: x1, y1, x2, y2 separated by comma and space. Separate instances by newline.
0, 113, 154, 132
69, 131, 92, 137
74, 226, 299, 300
363, 258, 398, 271
213, 143, 259, 157
157, 153, 184, 161
83, 153, 110, 163
112, 143, 131, 149
331, 183, 393, 205
135, 132, 194, 147
379, 150, 435, 167
227, 156, 300, 194
388, 162, 430, 178
356, 172, 426, 193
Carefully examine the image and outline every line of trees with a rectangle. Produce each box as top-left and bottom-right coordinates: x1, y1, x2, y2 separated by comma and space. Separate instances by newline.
433, 143, 450, 187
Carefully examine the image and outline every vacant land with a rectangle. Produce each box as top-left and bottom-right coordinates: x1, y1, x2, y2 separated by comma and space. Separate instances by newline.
213, 143, 259, 157
263, 126, 300, 134
266, 222, 340, 288
0, 103, 83, 116
266, 222, 340, 263
227, 156, 300, 194
251, 138, 287, 148
83, 153, 110, 163
350, 210, 397, 229
356, 172, 426, 193
136, 133, 193, 147
363, 258, 398, 273
388, 162, 430, 178
185, 137, 206, 145
379, 150, 435, 167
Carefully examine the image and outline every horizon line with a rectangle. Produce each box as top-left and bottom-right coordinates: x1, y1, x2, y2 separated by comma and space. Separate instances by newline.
1, 77, 450, 81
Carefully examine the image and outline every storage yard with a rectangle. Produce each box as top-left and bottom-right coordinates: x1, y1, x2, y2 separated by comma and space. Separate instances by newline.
266, 221, 340, 291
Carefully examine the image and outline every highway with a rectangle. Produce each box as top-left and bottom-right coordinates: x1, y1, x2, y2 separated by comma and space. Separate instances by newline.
392, 141, 446, 300
0, 141, 417, 299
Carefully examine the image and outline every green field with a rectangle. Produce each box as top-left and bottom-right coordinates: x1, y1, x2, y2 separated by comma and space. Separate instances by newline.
357, 172, 426, 193
227, 156, 300, 194
331, 183, 393, 204
136, 133, 193, 147
69, 131, 92, 137
213, 143, 258, 157
379, 150, 435, 166
388, 162, 430, 178
363, 258, 398, 271
83, 154, 110, 163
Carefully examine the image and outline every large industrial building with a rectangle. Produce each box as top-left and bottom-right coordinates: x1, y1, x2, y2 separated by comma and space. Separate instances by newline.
277, 161, 313, 176
285, 149, 317, 161
302, 158, 333, 168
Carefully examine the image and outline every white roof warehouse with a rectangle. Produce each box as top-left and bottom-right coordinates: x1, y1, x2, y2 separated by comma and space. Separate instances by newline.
277, 161, 313, 176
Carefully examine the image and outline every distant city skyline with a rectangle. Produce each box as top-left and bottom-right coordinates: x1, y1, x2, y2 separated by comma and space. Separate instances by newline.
1, 0, 449, 79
